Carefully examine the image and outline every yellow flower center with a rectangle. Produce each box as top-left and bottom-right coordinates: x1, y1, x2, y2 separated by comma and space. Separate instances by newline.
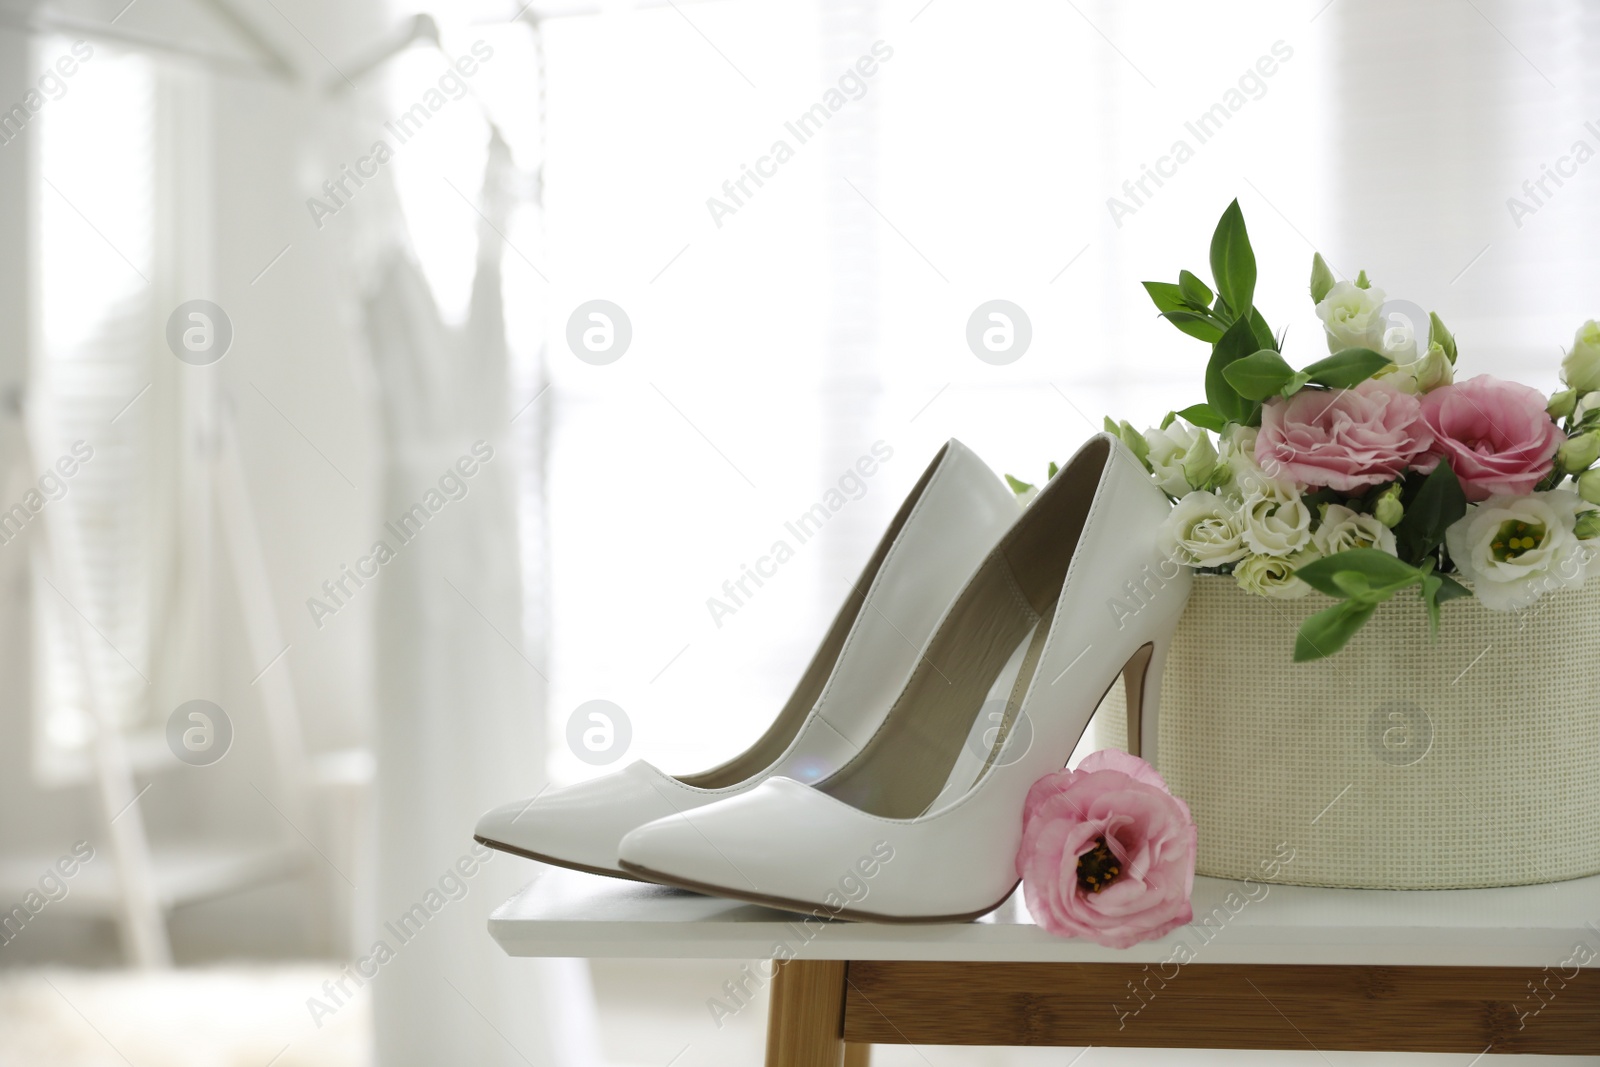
1491, 519, 1547, 562
1075, 836, 1123, 894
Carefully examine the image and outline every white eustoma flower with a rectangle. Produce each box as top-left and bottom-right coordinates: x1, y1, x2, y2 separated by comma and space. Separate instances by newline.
1315, 280, 1388, 353
1314, 504, 1399, 557
1378, 313, 1421, 366
1217, 425, 1259, 495
1159, 490, 1249, 568
1218, 425, 1293, 501
1143, 421, 1202, 498
1241, 482, 1314, 557
1444, 489, 1597, 612
1234, 549, 1319, 600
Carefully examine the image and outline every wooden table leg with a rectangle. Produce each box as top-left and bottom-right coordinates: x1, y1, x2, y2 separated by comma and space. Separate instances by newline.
765, 958, 855, 1067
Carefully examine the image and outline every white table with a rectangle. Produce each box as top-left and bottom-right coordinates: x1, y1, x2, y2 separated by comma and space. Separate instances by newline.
491, 867, 1600, 1064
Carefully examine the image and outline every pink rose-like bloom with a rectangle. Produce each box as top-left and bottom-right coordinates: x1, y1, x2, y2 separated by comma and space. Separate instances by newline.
1415, 375, 1565, 502
1016, 749, 1197, 949
1255, 380, 1434, 493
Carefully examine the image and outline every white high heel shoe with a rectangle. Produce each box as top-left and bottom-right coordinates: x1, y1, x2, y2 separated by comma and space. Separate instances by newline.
617, 432, 1190, 919
474, 439, 1019, 879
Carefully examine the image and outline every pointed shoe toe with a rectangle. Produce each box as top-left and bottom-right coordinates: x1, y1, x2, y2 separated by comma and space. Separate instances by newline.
474, 760, 691, 877
470, 438, 1019, 881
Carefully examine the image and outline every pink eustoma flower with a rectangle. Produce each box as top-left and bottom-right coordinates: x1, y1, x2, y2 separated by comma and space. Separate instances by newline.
1017, 750, 1197, 949
1415, 375, 1565, 502
1255, 379, 1434, 493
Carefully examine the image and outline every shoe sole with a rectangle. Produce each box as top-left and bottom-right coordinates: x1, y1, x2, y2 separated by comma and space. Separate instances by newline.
474, 834, 651, 883
617, 859, 1019, 924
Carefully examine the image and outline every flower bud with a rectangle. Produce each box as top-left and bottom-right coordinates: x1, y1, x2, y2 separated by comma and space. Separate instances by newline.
1004, 473, 1037, 505
1373, 483, 1405, 529
1578, 392, 1600, 423
1559, 430, 1600, 475
1577, 510, 1600, 541
1562, 320, 1600, 393
1549, 389, 1578, 420
1182, 432, 1219, 491
1309, 253, 1336, 305
1375, 340, 1452, 394
1428, 312, 1457, 365
1580, 468, 1600, 507
1412, 341, 1454, 392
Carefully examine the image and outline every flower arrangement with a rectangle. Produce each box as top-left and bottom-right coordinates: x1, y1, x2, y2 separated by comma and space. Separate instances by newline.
1011, 201, 1600, 660
1017, 750, 1197, 948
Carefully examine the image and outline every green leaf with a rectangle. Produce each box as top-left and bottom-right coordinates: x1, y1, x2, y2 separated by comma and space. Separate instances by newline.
1294, 599, 1379, 662
1223, 349, 1298, 402
1429, 311, 1457, 364
1332, 571, 1376, 600
1247, 307, 1277, 353
1309, 252, 1336, 304
1420, 573, 1444, 635
1209, 199, 1257, 320
1175, 403, 1227, 432
1282, 372, 1313, 397
1301, 486, 1344, 513
1142, 281, 1187, 314
1159, 309, 1225, 344
1294, 549, 1421, 600
1303, 347, 1390, 389
1004, 474, 1035, 496
1178, 270, 1213, 308
1394, 458, 1468, 564
1420, 572, 1471, 637
1205, 317, 1261, 426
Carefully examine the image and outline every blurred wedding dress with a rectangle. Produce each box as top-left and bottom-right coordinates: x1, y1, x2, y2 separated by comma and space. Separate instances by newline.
362, 130, 599, 1067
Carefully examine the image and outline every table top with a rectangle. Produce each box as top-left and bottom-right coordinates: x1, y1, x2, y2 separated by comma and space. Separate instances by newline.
488, 865, 1600, 968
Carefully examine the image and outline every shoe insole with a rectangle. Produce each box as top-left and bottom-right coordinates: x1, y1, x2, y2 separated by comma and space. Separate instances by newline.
921, 601, 1054, 816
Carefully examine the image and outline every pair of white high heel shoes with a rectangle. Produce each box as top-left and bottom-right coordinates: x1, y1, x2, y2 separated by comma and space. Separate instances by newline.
475, 432, 1190, 923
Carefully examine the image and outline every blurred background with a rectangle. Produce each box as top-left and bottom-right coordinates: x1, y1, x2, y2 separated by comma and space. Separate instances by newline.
0, 0, 1595, 1063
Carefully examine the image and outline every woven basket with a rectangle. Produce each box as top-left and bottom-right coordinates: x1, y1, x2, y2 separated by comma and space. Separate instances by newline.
1091, 574, 1600, 889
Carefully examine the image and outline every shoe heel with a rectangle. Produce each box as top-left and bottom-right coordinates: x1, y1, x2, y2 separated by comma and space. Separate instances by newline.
1121, 635, 1172, 763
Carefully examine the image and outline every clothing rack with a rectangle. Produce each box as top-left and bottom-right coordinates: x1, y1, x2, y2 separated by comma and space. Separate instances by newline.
0, 0, 294, 80
0, 1, 701, 88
